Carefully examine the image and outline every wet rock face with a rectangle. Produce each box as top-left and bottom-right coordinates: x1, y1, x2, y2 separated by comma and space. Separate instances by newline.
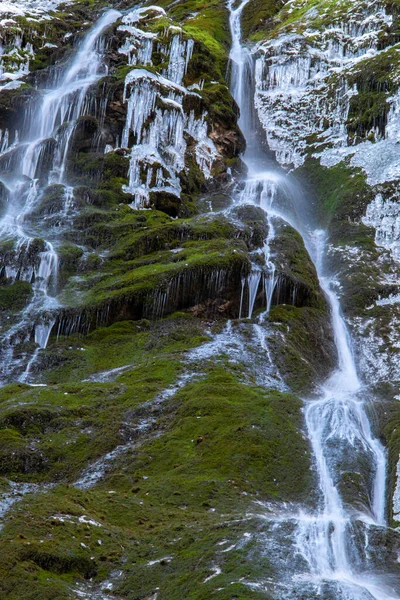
233, 204, 269, 249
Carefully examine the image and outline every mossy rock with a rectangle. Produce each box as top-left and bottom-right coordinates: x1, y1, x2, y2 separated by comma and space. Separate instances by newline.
241, 0, 284, 40
272, 221, 326, 309
0, 281, 32, 312
269, 304, 336, 393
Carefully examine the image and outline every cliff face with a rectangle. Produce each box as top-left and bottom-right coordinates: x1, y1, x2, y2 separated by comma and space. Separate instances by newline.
0, 1, 399, 598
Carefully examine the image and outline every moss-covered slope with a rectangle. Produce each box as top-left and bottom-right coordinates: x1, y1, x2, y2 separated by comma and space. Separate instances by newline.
0, 313, 313, 599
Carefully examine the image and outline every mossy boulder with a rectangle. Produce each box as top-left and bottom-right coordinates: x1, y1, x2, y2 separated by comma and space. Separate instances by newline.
272, 221, 327, 309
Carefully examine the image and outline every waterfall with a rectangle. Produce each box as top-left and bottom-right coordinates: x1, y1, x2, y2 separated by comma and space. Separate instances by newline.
0, 9, 122, 384
228, 1, 397, 598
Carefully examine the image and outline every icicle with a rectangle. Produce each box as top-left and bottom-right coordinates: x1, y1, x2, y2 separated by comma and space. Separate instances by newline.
164, 35, 194, 85
247, 271, 261, 319
264, 270, 276, 314
239, 277, 245, 319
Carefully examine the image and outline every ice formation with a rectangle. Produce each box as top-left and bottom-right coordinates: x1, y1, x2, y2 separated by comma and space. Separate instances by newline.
363, 192, 400, 260
0, 0, 70, 17
118, 8, 217, 208
254, 0, 395, 171
0, 0, 74, 85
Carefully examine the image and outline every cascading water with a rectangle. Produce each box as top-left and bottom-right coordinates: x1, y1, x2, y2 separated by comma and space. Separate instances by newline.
228, 1, 399, 598
0, 10, 121, 384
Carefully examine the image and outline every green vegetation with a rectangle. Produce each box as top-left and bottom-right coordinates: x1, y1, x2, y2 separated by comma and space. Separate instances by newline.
269, 304, 335, 392
379, 402, 400, 526
158, 0, 232, 76
55, 207, 251, 325
272, 221, 326, 308
296, 158, 386, 315
242, 0, 283, 40
297, 158, 375, 228
43, 314, 207, 384
0, 282, 32, 312
0, 317, 311, 598
347, 48, 400, 143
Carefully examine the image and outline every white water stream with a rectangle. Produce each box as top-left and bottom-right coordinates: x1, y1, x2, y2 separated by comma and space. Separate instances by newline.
0, 9, 121, 384
229, 1, 398, 598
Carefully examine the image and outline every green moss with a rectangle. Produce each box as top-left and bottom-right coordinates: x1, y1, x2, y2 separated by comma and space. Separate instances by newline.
43, 315, 207, 384
0, 316, 210, 481
0, 281, 32, 312
241, 0, 283, 40
182, 7, 231, 76
199, 83, 239, 130
297, 157, 375, 234
110, 214, 237, 260
295, 158, 384, 315
54, 223, 250, 328
347, 91, 389, 142
142, 0, 231, 80
272, 221, 325, 308
346, 48, 400, 143
75, 238, 248, 306
379, 402, 400, 525
0, 367, 309, 598
135, 368, 311, 502
269, 304, 335, 392
67, 151, 130, 198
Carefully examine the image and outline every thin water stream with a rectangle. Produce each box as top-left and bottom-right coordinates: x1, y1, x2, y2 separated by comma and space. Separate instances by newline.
0, 9, 121, 384
228, 1, 399, 597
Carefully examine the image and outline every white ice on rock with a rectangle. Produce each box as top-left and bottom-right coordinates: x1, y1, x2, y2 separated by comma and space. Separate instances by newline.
117, 8, 159, 67
255, 0, 400, 417
0, 0, 69, 17
393, 458, 400, 525
117, 8, 217, 209
321, 89, 400, 186
0, 1, 79, 92
363, 191, 400, 260
254, 0, 395, 170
